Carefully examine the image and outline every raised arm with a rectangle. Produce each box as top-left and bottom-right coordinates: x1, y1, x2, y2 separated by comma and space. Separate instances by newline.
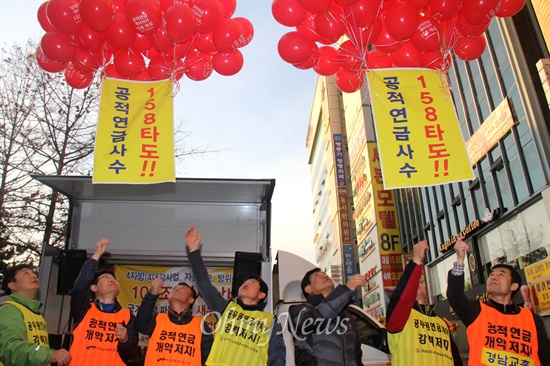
135, 278, 164, 335
185, 227, 228, 313
387, 240, 428, 332
446, 237, 480, 326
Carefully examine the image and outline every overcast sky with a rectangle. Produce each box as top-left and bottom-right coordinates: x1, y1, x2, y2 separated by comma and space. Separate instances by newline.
0, 0, 318, 263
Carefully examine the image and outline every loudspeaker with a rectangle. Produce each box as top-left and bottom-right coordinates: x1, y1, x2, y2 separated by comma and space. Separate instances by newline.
231, 251, 262, 297
57, 250, 88, 295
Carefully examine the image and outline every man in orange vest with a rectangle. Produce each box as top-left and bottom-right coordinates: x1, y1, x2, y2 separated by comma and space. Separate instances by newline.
386, 240, 461, 365
135, 277, 213, 365
69, 238, 139, 365
0, 264, 72, 366
448, 237, 550, 365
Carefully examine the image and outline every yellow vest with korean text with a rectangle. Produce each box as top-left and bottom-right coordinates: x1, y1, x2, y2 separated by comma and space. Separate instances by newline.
145, 313, 203, 366
467, 302, 539, 366
69, 304, 130, 366
206, 301, 273, 366
388, 307, 454, 365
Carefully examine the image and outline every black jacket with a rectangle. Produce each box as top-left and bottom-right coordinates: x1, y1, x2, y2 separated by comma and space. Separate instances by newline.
289, 285, 363, 366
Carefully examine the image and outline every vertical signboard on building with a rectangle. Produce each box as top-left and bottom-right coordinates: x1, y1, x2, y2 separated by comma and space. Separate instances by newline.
367, 142, 403, 288
334, 134, 353, 246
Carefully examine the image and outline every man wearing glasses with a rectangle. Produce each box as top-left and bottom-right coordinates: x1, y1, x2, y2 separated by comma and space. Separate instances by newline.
69, 238, 139, 365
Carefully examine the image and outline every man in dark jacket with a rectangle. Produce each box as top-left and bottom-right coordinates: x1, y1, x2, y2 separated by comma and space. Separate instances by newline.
386, 240, 462, 365
69, 238, 139, 365
289, 266, 367, 365
185, 226, 286, 366
447, 236, 550, 365
135, 277, 213, 365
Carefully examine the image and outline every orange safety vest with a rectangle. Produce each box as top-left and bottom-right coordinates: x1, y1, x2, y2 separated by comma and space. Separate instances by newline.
467, 302, 539, 366
69, 304, 130, 366
145, 313, 203, 366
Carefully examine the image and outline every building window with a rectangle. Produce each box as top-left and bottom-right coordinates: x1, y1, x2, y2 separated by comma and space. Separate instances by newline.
430, 255, 472, 301
478, 199, 550, 272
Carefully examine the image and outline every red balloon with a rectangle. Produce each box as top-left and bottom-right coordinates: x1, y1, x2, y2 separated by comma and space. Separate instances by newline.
496, 0, 526, 17
38, 1, 56, 32
194, 32, 216, 53
315, 5, 346, 44
104, 12, 136, 48
293, 43, 319, 69
420, 50, 451, 70
219, 0, 236, 18
74, 25, 104, 51
104, 63, 122, 78
64, 64, 94, 88
173, 38, 194, 58
113, 0, 127, 13
148, 54, 184, 80
132, 33, 152, 52
212, 18, 244, 53
40, 31, 77, 63
159, 0, 193, 12
384, 2, 420, 41
427, 0, 459, 20
462, 0, 499, 25
391, 41, 422, 67
234, 17, 254, 48
336, 0, 358, 6
454, 34, 486, 60
114, 49, 146, 76
344, 0, 381, 27
184, 51, 213, 80
79, 0, 115, 31
313, 46, 339, 76
455, 12, 491, 38
46, 0, 82, 34
296, 13, 323, 43
335, 68, 364, 93
193, 0, 223, 33
337, 40, 364, 72
36, 46, 68, 72
213, 49, 243, 76
149, 27, 174, 52
128, 68, 151, 80
406, 0, 432, 8
437, 17, 461, 52
72, 48, 101, 73
345, 18, 381, 46
125, 0, 162, 35
297, 0, 331, 13
164, 4, 196, 43
278, 31, 315, 64
373, 22, 402, 53
272, 0, 306, 27
410, 16, 439, 51
366, 49, 392, 68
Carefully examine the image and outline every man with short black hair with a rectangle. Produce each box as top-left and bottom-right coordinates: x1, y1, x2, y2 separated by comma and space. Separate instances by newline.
289, 266, 367, 365
136, 278, 214, 365
185, 226, 285, 365
447, 236, 550, 365
0, 264, 72, 366
69, 238, 139, 365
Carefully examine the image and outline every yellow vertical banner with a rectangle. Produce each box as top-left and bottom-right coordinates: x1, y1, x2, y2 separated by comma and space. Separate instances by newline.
366, 142, 403, 288
367, 69, 474, 189
93, 78, 175, 184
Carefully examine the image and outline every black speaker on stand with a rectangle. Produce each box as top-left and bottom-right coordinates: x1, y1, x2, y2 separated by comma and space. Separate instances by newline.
57, 249, 88, 295
231, 251, 263, 298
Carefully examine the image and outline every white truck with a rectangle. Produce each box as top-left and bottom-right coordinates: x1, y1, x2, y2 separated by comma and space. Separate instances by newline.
32, 175, 390, 364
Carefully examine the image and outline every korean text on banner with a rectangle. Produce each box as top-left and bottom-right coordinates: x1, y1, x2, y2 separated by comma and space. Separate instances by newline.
367, 69, 474, 189
114, 265, 234, 346
93, 78, 175, 184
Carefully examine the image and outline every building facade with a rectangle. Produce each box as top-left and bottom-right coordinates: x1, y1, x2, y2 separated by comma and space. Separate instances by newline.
395, 0, 550, 354
306, 77, 358, 285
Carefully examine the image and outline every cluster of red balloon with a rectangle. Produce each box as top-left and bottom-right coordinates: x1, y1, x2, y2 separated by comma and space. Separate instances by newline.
273, 0, 526, 93
36, 0, 254, 89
